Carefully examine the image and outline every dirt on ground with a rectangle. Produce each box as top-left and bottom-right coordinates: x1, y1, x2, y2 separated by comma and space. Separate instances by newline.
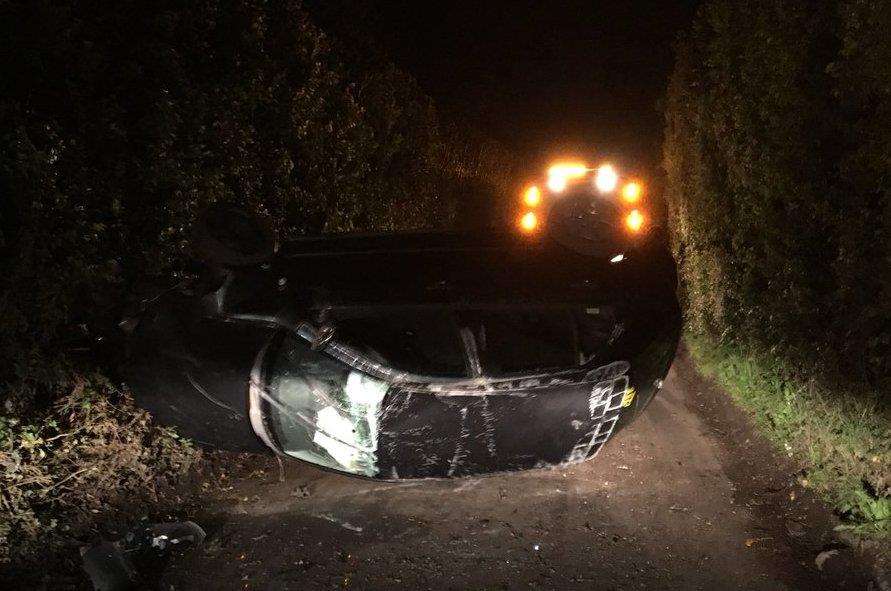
156, 347, 878, 590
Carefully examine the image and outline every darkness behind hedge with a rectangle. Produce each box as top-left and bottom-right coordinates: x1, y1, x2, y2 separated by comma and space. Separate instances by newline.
0, 0, 515, 402
664, 0, 890, 396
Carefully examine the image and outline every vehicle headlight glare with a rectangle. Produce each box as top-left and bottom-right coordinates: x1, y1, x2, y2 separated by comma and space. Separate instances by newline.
595, 164, 619, 193
547, 175, 568, 193
625, 209, 645, 233
523, 185, 542, 207
519, 211, 538, 233
621, 181, 642, 203
546, 162, 587, 193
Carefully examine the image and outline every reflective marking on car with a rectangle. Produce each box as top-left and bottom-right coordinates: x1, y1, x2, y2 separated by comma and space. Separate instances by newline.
621, 386, 636, 408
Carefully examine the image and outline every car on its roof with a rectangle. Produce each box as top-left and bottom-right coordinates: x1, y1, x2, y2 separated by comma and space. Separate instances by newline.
118, 167, 680, 480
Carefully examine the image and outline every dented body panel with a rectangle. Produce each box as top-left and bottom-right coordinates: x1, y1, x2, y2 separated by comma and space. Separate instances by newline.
122, 229, 680, 479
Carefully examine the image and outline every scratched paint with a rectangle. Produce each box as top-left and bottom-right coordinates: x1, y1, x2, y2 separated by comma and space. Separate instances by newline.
249, 325, 633, 479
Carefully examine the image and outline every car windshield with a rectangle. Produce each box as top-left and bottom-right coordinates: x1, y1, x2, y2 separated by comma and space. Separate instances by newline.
461, 309, 577, 374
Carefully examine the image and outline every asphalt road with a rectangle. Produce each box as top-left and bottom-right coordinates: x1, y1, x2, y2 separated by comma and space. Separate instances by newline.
161, 348, 873, 590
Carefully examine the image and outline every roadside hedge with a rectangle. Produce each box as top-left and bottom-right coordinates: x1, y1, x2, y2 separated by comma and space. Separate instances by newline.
665, 0, 889, 535
0, 0, 514, 402
664, 0, 890, 395
0, 0, 514, 572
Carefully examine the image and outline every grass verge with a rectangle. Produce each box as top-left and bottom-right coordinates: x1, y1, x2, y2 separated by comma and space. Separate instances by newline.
685, 331, 890, 541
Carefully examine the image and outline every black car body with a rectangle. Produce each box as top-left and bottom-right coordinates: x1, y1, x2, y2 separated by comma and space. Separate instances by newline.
123, 201, 680, 480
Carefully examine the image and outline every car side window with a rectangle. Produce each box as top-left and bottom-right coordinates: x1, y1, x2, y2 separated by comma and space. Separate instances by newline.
458, 307, 619, 376
326, 309, 469, 377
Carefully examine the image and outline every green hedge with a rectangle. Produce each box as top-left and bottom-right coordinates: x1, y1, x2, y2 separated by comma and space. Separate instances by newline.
687, 332, 889, 535
0, 0, 515, 572
0, 0, 514, 401
664, 0, 890, 394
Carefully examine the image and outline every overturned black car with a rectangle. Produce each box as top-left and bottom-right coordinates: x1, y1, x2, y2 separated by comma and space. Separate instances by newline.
121, 179, 680, 480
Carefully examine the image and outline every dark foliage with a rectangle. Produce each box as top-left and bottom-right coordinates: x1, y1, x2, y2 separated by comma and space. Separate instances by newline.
0, 0, 515, 403
664, 0, 891, 396
0, 0, 516, 571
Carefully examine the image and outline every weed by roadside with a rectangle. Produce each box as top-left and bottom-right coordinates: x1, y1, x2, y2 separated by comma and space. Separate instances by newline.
686, 332, 890, 541
0, 373, 199, 570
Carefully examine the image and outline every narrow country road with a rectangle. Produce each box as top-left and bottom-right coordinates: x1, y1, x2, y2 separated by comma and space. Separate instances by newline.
161, 347, 872, 590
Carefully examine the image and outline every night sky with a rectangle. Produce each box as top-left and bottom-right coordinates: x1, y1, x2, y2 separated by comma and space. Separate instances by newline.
314, 1, 700, 177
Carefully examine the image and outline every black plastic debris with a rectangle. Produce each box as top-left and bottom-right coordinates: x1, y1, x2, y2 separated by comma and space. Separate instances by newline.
81, 541, 139, 591
81, 521, 206, 591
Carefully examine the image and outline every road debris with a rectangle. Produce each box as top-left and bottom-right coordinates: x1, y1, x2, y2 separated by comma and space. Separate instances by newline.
744, 537, 772, 548
317, 513, 364, 532
82, 521, 206, 590
815, 549, 840, 570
